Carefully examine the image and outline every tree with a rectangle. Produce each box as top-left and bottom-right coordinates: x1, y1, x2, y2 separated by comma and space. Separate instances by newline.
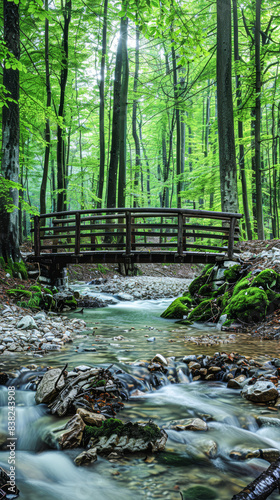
0, 0, 20, 261
216, 0, 239, 214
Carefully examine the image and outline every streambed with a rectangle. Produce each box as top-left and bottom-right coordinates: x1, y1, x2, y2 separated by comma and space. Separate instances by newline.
0, 284, 280, 500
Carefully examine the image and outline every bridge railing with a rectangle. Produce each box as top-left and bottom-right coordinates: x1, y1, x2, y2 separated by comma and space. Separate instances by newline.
32, 208, 242, 261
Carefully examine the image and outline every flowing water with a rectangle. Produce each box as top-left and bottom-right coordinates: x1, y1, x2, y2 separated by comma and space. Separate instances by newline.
1, 282, 280, 499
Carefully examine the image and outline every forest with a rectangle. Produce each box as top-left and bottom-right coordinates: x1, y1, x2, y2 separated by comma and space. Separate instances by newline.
0, 0, 280, 260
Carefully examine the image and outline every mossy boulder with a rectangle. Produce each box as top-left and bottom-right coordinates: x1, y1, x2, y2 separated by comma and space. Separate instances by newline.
251, 269, 280, 290
188, 299, 220, 322
232, 272, 252, 296
198, 283, 213, 297
188, 265, 214, 296
182, 485, 218, 500
161, 295, 192, 319
224, 287, 269, 323
224, 264, 241, 282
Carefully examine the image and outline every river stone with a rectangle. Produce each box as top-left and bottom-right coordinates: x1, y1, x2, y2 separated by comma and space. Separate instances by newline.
152, 354, 168, 366
182, 485, 218, 500
76, 408, 106, 426
241, 380, 279, 403
34, 312, 47, 320
74, 447, 97, 466
59, 414, 85, 449
35, 368, 65, 404
256, 416, 280, 428
198, 439, 218, 458
147, 337, 156, 342
166, 418, 207, 432
93, 431, 167, 453
17, 315, 37, 330
40, 343, 61, 351
115, 293, 134, 301
227, 374, 247, 389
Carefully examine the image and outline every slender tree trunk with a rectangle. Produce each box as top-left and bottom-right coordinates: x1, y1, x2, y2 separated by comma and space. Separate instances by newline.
216, 0, 239, 213
40, 0, 51, 215
97, 0, 108, 208
171, 45, 181, 208
56, 0, 71, 213
118, 16, 129, 208
132, 24, 141, 207
232, 0, 252, 239
255, 0, 264, 239
107, 20, 123, 208
0, 0, 20, 261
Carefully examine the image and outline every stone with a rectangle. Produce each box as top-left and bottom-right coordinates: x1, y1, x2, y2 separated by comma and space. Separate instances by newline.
59, 414, 85, 449
34, 312, 47, 320
93, 432, 167, 454
75, 365, 92, 372
241, 380, 279, 403
17, 315, 37, 330
40, 343, 61, 351
166, 418, 207, 432
76, 408, 106, 426
227, 374, 247, 389
256, 416, 280, 428
74, 447, 97, 466
131, 389, 147, 397
147, 337, 156, 342
182, 485, 218, 500
115, 293, 134, 301
152, 354, 168, 366
35, 368, 65, 404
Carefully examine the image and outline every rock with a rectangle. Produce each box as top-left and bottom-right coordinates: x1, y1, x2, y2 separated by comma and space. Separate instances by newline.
241, 380, 279, 403
151, 354, 168, 366
74, 365, 92, 372
35, 368, 65, 404
40, 343, 61, 351
227, 374, 247, 389
59, 414, 85, 449
74, 447, 97, 466
182, 485, 218, 500
17, 315, 37, 330
76, 408, 106, 426
93, 432, 167, 453
130, 389, 147, 397
34, 312, 47, 320
115, 293, 134, 301
147, 337, 156, 342
183, 355, 198, 363
165, 418, 207, 432
189, 362, 201, 370
256, 416, 280, 428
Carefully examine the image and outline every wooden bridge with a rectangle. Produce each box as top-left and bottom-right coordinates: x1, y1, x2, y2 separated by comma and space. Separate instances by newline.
27, 208, 242, 282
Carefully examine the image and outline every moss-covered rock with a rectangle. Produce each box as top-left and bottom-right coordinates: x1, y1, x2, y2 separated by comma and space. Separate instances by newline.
7, 289, 32, 298
64, 297, 77, 309
84, 418, 162, 442
182, 485, 218, 500
251, 269, 280, 290
188, 265, 214, 296
160, 295, 192, 319
232, 272, 252, 296
224, 287, 269, 323
188, 299, 220, 322
223, 264, 241, 282
198, 283, 213, 297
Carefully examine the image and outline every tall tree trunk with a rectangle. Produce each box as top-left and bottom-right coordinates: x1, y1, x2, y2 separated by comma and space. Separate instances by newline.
171, 45, 181, 208
118, 16, 129, 208
132, 24, 141, 207
106, 20, 123, 208
216, 0, 239, 213
232, 0, 252, 239
56, 0, 71, 213
255, 0, 264, 239
0, 0, 20, 261
40, 0, 51, 215
97, 0, 108, 208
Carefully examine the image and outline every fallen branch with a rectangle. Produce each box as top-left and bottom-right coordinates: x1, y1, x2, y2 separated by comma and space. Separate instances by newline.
232, 458, 280, 499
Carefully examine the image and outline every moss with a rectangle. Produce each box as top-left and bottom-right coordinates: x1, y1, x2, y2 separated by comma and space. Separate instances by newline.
232, 272, 252, 296
188, 266, 214, 296
84, 418, 162, 442
7, 289, 32, 297
64, 297, 77, 309
29, 285, 41, 292
161, 295, 192, 319
224, 287, 269, 323
224, 264, 241, 282
13, 261, 28, 280
27, 297, 41, 309
198, 283, 213, 297
220, 291, 231, 310
212, 282, 228, 298
188, 299, 219, 322
251, 269, 280, 290
183, 486, 218, 500
43, 287, 53, 295
18, 300, 28, 308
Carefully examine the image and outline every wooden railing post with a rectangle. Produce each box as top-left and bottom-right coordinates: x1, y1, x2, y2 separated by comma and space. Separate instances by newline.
126, 210, 131, 255
131, 216, 136, 251
227, 217, 236, 259
177, 211, 184, 256
34, 215, 41, 256
75, 212, 81, 255
90, 219, 96, 250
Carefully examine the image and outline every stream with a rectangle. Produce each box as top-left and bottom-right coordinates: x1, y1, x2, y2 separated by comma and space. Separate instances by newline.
0, 282, 280, 500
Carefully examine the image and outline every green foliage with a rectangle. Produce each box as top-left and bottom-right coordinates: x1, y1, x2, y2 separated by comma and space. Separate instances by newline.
97, 264, 109, 274
251, 269, 280, 290
224, 265, 241, 282
84, 418, 162, 442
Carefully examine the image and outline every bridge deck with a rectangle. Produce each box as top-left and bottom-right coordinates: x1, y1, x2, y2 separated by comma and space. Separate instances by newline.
28, 208, 243, 268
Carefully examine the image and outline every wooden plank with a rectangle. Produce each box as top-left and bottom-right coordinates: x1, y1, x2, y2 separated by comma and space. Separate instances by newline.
126, 211, 132, 255
75, 212, 81, 255
177, 212, 184, 256
34, 216, 41, 256
228, 217, 237, 259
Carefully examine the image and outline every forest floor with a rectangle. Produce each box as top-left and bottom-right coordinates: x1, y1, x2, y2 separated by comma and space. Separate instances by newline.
2, 238, 280, 340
